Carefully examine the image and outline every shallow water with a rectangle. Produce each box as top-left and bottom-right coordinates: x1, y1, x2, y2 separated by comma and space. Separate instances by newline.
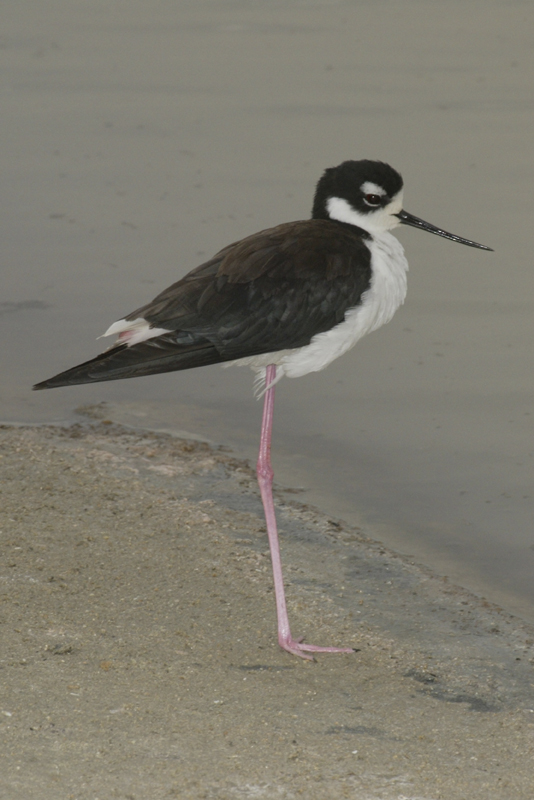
2, 0, 534, 621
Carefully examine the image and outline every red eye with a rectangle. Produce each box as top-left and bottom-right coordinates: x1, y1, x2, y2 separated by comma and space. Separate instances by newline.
364, 193, 382, 207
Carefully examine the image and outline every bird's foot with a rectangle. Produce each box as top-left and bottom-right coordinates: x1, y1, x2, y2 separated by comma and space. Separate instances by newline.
279, 634, 355, 661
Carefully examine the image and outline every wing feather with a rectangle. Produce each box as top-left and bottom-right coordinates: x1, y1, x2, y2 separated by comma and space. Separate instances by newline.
34, 219, 372, 389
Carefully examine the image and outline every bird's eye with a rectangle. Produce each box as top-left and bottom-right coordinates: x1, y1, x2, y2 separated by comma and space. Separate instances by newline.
364, 194, 382, 207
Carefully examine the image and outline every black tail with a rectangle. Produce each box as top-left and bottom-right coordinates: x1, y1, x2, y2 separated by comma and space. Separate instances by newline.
33, 335, 225, 390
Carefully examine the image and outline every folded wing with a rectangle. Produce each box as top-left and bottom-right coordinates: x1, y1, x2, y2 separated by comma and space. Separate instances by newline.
34, 220, 372, 389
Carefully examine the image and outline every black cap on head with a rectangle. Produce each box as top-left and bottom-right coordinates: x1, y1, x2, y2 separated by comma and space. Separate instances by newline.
312, 160, 404, 219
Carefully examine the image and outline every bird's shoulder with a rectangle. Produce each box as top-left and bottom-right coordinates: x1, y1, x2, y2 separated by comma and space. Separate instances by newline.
128, 219, 372, 327
215, 219, 371, 283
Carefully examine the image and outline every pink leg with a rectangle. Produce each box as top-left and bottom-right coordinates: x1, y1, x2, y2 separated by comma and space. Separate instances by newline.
256, 364, 354, 660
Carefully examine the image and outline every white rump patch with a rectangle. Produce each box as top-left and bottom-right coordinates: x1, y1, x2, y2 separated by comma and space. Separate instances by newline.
100, 317, 171, 347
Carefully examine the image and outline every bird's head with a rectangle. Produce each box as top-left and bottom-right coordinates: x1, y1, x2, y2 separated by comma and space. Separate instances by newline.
313, 159, 492, 250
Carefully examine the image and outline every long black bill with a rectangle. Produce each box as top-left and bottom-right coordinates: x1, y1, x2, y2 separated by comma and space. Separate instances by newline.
396, 210, 493, 251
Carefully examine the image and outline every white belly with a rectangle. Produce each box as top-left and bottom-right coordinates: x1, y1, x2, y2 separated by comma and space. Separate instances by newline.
229, 231, 409, 387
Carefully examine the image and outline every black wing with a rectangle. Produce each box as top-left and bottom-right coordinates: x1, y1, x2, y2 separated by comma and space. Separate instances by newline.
34, 220, 371, 389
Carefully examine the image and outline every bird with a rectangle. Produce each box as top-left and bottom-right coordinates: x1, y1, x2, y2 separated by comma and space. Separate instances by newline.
34, 160, 492, 660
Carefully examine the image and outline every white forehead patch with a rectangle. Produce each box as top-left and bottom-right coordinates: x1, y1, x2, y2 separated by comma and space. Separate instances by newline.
360, 181, 386, 197
387, 190, 403, 216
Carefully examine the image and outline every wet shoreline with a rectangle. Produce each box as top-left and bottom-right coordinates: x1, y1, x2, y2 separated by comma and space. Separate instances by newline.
1, 422, 533, 798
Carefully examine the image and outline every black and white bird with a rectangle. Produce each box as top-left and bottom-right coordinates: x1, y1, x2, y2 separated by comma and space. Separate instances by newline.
34, 160, 492, 660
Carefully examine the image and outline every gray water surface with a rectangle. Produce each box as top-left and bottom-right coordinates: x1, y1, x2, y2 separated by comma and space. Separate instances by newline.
2, 0, 534, 621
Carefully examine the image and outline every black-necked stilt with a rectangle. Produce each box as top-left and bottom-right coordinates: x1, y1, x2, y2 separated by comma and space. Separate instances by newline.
34, 160, 492, 659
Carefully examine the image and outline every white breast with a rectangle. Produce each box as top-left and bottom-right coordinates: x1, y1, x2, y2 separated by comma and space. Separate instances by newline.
230, 231, 409, 387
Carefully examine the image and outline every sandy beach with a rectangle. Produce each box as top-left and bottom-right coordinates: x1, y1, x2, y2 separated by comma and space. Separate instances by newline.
1, 420, 533, 799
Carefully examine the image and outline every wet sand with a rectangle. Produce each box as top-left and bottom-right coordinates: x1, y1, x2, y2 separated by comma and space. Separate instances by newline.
1, 421, 534, 799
